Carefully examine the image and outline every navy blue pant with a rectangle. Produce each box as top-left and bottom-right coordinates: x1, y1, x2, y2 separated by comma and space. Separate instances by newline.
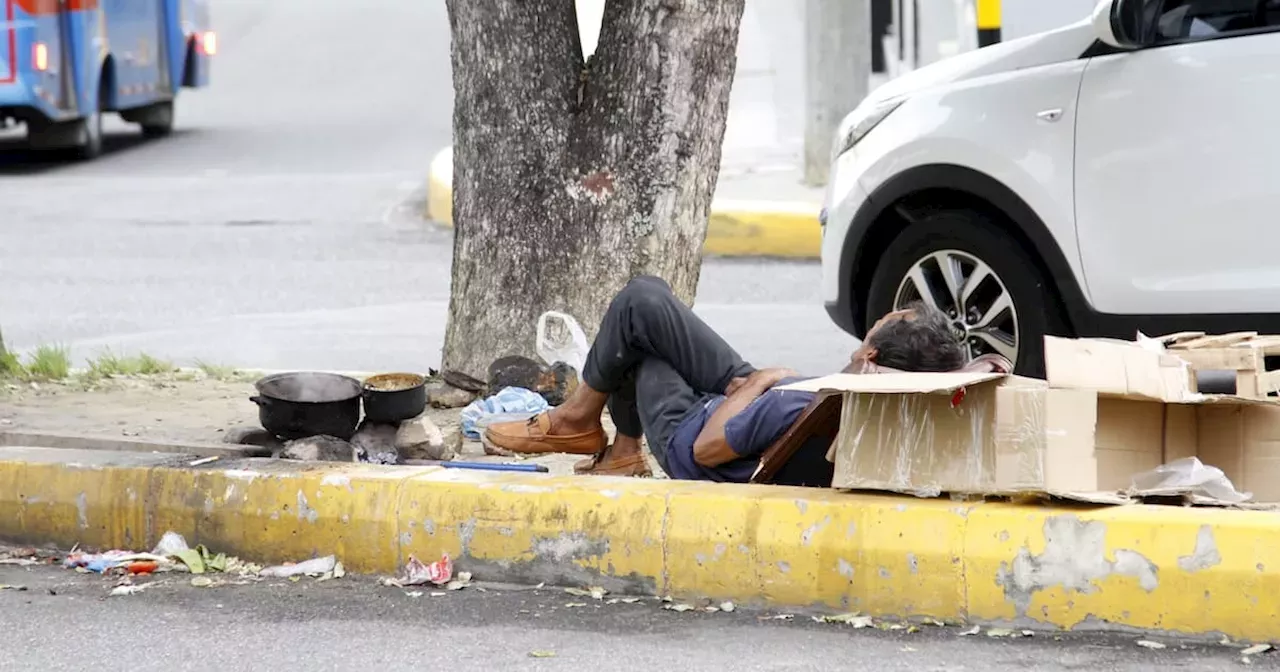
579, 276, 755, 474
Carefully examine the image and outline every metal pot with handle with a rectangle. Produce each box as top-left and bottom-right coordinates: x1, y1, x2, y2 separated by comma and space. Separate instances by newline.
250, 372, 362, 440
362, 372, 428, 424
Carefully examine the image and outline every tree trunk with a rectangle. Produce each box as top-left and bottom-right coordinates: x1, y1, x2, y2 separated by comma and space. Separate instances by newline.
442, 0, 746, 379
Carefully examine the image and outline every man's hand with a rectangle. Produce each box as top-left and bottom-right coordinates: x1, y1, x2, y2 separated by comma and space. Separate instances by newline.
695, 367, 800, 469
725, 368, 797, 397
725, 376, 748, 396
745, 367, 799, 390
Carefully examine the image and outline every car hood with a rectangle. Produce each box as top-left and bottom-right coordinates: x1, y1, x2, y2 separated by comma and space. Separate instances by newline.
868, 19, 1099, 104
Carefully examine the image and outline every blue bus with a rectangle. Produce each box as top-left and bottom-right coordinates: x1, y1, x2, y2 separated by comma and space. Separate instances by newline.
0, 0, 214, 160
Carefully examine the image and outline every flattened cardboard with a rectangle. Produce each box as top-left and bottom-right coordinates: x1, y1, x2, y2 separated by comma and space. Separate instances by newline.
1044, 335, 1194, 402
777, 371, 1005, 395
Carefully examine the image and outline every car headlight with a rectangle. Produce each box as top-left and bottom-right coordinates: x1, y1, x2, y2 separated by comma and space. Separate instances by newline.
830, 98, 905, 162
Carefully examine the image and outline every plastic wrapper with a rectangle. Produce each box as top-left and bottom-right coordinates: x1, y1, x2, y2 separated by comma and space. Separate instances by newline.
535, 311, 590, 375
1128, 457, 1252, 504
258, 555, 337, 578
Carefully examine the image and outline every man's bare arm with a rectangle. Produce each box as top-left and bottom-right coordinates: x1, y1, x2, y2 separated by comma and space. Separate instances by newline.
693, 368, 796, 468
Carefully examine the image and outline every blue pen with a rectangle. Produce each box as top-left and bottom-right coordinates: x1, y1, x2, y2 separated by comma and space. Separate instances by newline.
439, 461, 549, 473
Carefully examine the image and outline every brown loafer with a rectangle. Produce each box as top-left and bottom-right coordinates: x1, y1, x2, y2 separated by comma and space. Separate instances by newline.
483, 413, 607, 456
574, 450, 652, 477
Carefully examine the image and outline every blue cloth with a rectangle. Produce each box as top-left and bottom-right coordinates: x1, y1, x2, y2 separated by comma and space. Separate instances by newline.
665, 377, 816, 482
459, 387, 550, 439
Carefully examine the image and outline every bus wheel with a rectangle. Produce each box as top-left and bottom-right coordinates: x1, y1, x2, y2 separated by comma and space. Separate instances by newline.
137, 101, 174, 138
72, 106, 104, 160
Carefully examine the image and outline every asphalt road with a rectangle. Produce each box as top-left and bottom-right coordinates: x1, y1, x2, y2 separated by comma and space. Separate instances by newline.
0, 564, 1262, 672
0, 0, 856, 377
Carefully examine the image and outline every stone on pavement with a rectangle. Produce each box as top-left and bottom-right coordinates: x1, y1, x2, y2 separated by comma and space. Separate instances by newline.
396, 415, 454, 461
427, 383, 477, 409
222, 426, 282, 450
280, 435, 355, 462
486, 355, 579, 405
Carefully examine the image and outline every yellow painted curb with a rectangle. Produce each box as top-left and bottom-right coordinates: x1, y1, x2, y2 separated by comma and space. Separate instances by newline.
425, 147, 821, 260
2, 451, 1277, 641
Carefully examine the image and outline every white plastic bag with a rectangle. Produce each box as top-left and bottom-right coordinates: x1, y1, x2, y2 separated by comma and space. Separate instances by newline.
1128, 457, 1252, 504
536, 311, 590, 375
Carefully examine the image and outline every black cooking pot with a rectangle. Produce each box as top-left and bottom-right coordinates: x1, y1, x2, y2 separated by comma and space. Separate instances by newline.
251, 372, 362, 440
362, 372, 428, 424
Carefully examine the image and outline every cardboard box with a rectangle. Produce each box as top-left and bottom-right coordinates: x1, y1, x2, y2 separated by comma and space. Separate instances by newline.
783, 373, 1107, 497
1045, 335, 1280, 502
781, 337, 1280, 502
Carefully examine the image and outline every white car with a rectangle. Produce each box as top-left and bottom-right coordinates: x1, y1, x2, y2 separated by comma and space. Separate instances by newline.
821, 0, 1278, 376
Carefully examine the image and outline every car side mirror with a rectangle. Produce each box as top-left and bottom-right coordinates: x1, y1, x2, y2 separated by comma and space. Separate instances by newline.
1092, 0, 1144, 49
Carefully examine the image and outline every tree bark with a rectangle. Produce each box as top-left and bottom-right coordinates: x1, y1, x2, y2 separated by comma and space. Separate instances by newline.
442, 0, 746, 380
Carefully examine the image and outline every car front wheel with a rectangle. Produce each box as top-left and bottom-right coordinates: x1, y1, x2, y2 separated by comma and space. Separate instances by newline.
864, 209, 1065, 377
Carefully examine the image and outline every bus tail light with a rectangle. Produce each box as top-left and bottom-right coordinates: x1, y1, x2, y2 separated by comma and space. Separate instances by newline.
199, 31, 217, 56
33, 42, 48, 71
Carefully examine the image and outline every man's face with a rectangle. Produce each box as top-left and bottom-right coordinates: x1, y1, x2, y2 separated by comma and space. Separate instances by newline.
846, 308, 915, 371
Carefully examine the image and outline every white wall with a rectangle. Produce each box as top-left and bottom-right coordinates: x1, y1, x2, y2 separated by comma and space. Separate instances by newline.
574, 0, 807, 168
1003, 0, 1096, 41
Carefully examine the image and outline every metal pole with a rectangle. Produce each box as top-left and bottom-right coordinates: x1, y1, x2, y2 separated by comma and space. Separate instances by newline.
803, 0, 870, 187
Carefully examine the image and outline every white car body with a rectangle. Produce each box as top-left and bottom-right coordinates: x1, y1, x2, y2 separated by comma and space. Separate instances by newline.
821, 0, 1280, 375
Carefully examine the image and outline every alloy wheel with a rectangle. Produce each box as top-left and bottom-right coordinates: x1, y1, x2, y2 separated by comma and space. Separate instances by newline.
892, 249, 1019, 363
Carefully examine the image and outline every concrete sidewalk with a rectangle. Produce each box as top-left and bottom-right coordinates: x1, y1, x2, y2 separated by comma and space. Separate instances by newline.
4, 444, 1279, 643
426, 147, 825, 260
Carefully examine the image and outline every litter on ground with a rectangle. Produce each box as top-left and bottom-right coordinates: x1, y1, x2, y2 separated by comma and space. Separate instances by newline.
258, 556, 338, 578
381, 553, 453, 588
46, 531, 336, 587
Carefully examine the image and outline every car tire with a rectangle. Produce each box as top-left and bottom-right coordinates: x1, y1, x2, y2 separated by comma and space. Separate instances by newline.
864, 209, 1067, 378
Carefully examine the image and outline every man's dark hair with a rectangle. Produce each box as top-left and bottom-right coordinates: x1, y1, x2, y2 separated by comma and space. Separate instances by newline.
866, 302, 968, 372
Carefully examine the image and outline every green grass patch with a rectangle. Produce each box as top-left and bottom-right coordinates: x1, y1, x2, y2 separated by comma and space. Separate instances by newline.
0, 328, 19, 378
24, 344, 72, 381
0, 350, 21, 378
84, 350, 175, 381
133, 353, 174, 375
195, 360, 241, 381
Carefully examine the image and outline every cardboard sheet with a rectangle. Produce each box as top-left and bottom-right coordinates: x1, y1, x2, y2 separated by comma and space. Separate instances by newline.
778, 371, 1005, 395
1044, 335, 1195, 402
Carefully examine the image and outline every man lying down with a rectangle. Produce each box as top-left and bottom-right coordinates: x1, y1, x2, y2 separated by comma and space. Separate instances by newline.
483, 275, 1007, 485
